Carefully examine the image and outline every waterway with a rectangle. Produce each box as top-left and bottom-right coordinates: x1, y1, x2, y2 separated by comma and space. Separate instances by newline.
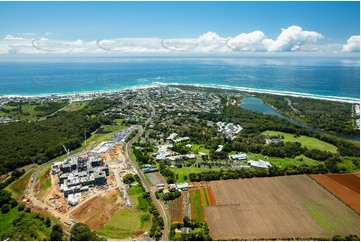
240, 96, 360, 142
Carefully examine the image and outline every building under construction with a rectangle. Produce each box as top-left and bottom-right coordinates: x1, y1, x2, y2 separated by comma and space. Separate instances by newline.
52, 153, 109, 197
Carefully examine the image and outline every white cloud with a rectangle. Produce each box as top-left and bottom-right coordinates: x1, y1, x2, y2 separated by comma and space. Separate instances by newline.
226, 26, 323, 52
198, 31, 222, 42
4, 35, 26, 40
0, 26, 356, 55
267, 26, 323, 52
226, 30, 271, 52
342, 35, 360, 52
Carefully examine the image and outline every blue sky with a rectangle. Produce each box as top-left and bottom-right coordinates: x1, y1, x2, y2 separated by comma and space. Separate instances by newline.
0, 1, 359, 41
0, 1, 359, 55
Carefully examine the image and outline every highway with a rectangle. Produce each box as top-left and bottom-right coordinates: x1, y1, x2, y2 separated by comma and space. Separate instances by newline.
124, 102, 170, 241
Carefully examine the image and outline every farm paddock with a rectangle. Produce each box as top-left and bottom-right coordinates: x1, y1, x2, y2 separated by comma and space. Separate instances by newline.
311, 173, 360, 213
205, 175, 359, 240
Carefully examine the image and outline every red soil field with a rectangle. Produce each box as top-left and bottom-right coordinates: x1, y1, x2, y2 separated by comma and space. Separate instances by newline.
326, 173, 360, 194
206, 187, 216, 206
311, 174, 360, 213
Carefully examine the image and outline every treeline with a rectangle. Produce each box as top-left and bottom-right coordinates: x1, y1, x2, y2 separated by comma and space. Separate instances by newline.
159, 162, 176, 184
0, 169, 25, 213
70, 223, 102, 241
259, 94, 359, 136
155, 188, 181, 201
188, 157, 345, 182
33, 100, 68, 114
125, 129, 138, 142
134, 175, 164, 240
0, 98, 115, 174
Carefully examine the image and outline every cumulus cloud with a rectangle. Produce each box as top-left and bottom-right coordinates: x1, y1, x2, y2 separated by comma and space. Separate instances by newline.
226, 26, 323, 52
226, 30, 271, 51
198, 31, 222, 42
0, 26, 355, 55
268, 26, 323, 51
342, 35, 360, 52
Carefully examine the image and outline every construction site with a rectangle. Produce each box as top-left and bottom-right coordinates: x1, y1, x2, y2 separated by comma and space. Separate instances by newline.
26, 129, 138, 229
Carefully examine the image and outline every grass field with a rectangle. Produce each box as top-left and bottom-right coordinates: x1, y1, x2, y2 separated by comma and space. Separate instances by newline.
201, 188, 209, 206
62, 102, 87, 112
0, 206, 20, 237
6, 166, 36, 199
97, 184, 150, 239
0, 101, 68, 121
262, 130, 337, 153
0, 206, 53, 240
41, 177, 51, 191
171, 167, 220, 182
37, 165, 50, 182
338, 157, 360, 172
191, 144, 211, 155
190, 189, 203, 222
246, 153, 319, 168
115, 118, 125, 124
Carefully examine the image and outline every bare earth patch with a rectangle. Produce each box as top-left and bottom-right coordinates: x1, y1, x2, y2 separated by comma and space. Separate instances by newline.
206, 175, 359, 240
69, 189, 123, 230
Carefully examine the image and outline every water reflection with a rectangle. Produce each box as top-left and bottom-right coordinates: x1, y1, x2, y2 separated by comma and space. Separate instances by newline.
240, 96, 359, 141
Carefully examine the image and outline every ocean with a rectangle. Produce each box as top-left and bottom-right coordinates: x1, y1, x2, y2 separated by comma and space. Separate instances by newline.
0, 57, 359, 102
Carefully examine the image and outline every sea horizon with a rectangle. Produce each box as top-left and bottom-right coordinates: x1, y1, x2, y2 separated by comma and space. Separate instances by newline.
0, 57, 359, 103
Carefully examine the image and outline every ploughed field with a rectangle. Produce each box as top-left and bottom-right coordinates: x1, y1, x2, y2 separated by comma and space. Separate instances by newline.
205, 175, 359, 240
311, 173, 360, 213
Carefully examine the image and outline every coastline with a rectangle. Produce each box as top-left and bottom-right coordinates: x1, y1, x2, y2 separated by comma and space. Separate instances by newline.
0, 82, 359, 104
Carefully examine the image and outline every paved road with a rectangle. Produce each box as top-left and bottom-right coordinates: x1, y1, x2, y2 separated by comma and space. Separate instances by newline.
124, 102, 169, 241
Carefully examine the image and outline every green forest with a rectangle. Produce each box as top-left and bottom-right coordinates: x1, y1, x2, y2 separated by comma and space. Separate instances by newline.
0, 99, 115, 174
258, 94, 359, 136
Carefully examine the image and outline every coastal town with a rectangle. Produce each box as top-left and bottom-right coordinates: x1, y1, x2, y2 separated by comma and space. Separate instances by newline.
0, 84, 360, 241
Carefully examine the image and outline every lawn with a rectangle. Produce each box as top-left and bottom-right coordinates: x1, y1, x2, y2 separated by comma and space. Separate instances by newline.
191, 144, 211, 155
190, 189, 203, 222
97, 209, 148, 239
37, 165, 50, 182
170, 167, 221, 182
115, 118, 125, 124
101, 125, 127, 132
41, 177, 51, 191
262, 130, 337, 153
62, 102, 87, 112
97, 184, 150, 239
0, 206, 20, 237
246, 153, 319, 168
6, 166, 36, 199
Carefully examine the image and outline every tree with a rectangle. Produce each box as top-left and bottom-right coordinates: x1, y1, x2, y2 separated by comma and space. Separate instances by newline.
70, 223, 101, 241
45, 217, 51, 227
1, 204, 10, 214
18, 203, 25, 211
51, 224, 64, 241
123, 174, 135, 184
